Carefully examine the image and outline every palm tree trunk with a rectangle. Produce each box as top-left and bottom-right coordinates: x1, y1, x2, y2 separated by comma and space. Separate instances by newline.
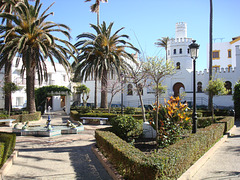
208, 0, 213, 115
94, 73, 98, 108
26, 67, 36, 113
101, 68, 108, 108
4, 61, 12, 112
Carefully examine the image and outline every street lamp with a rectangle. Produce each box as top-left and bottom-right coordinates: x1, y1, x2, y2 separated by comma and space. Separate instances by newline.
189, 40, 200, 133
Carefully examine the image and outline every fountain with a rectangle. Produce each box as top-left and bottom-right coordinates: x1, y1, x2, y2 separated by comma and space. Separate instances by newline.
12, 107, 84, 137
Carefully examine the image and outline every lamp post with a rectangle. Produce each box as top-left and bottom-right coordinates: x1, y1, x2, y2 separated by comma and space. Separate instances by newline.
120, 72, 124, 115
189, 40, 200, 133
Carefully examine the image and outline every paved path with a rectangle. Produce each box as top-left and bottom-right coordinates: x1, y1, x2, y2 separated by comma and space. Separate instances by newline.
2, 111, 112, 180
191, 121, 240, 180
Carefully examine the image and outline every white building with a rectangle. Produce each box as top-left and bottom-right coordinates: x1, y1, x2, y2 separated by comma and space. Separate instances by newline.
0, 22, 239, 112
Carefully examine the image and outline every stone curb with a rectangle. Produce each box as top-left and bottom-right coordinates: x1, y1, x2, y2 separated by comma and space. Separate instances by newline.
91, 144, 124, 180
178, 125, 236, 180
0, 149, 18, 180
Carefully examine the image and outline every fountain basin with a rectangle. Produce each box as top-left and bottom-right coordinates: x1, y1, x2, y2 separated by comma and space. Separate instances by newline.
13, 125, 84, 137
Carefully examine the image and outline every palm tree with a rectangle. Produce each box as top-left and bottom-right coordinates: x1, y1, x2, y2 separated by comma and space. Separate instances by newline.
0, 0, 24, 113
85, 0, 108, 108
208, 0, 213, 114
0, 0, 76, 113
73, 21, 139, 108
155, 37, 169, 60
85, 0, 108, 25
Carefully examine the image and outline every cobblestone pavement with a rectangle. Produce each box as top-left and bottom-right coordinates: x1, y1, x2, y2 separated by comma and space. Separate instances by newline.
1, 111, 112, 180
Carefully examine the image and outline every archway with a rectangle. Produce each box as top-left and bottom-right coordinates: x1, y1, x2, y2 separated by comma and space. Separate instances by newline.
173, 82, 185, 97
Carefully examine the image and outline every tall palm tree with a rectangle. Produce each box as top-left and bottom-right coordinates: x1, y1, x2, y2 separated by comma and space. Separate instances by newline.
208, 0, 213, 114
73, 21, 139, 108
85, 0, 108, 108
85, 0, 108, 25
155, 37, 169, 60
0, 0, 24, 112
0, 0, 76, 113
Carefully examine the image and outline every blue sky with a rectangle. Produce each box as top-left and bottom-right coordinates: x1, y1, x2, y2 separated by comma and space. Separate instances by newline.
39, 0, 240, 71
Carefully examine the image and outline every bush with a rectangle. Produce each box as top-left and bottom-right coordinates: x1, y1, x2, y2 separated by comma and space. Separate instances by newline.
110, 116, 143, 142
1, 112, 41, 123
233, 82, 240, 119
124, 107, 135, 114
77, 106, 91, 114
0, 142, 4, 167
95, 130, 159, 179
150, 97, 191, 148
0, 133, 16, 167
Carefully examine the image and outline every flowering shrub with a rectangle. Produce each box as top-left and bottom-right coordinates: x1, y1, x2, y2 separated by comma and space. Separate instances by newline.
149, 96, 191, 148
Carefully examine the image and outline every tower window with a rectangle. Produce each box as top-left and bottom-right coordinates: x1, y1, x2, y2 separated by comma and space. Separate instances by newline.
173, 49, 176, 54
225, 81, 232, 95
187, 48, 190, 54
228, 49, 232, 58
179, 48, 182, 54
176, 62, 180, 69
197, 82, 202, 92
213, 50, 220, 59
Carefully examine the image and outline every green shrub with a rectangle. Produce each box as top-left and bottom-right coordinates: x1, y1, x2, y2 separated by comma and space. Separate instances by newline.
198, 117, 214, 128
70, 110, 80, 121
0, 142, 5, 167
0, 133, 15, 167
124, 107, 135, 114
95, 130, 160, 179
233, 82, 240, 118
77, 106, 91, 114
0, 132, 16, 156
2, 112, 41, 123
110, 116, 143, 142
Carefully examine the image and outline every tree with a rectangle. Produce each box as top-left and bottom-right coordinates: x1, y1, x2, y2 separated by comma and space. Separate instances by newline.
107, 79, 124, 113
143, 57, 175, 143
127, 61, 148, 121
208, 0, 213, 114
205, 78, 228, 121
0, 0, 76, 113
75, 84, 90, 107
155, 37, 170, 60
2, 82, 20, 116
73, 21, 139, 108
0, 0, 24, 113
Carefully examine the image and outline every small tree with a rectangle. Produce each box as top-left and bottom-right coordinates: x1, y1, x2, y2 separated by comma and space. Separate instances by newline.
127, 62, 148, 121
76, 85, 90, 107
205, 78, 228, 121
2, 82, 20, 116
107, 80, 124, 113
143, 57, 175, 144
233, 81, 240, 119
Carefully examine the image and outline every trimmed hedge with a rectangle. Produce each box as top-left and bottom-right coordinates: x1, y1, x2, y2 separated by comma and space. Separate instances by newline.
0, 112, 41, 123
96, 116, 234, 179
0, 142, 4, 167
95, 130, 160, 179
0, 133, 16, 167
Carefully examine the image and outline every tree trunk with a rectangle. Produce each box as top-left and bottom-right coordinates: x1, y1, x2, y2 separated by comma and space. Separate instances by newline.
138, 91, 146, 122
94, 74, 98, 108
26, 67, 36, 113
156, 84, 159, 147
208, 0, 213, 113
4, 61, 12, 112
108, 95, 114, 113
100, 68, 108, 108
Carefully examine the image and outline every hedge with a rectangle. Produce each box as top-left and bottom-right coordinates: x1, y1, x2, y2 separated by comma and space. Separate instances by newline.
0, 142, 4, 167
95, 129, 160, 179
95, 116, 234, 179
233, 83, 240, 119
70, 111, 118, 122
0, 111, 41, 123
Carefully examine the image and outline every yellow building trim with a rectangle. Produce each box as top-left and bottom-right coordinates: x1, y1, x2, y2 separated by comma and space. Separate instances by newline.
228, 64, 232, 72
213, 50, 220, 60
213, 65, 220, 68
228, 49, 232, 58
230, 37, 240, 44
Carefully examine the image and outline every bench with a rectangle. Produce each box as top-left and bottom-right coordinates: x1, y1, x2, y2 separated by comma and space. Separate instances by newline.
0, 119, 16, 127
80, 117, 108, 125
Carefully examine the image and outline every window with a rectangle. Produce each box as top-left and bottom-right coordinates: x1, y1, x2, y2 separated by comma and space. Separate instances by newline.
63, 75, 66, 82
197, 82, 202, 92
187, 48, 190, 54
228, 49, 232, 58
179, 48, 182, 54
228, 64, 232, 72
212, 50, 220, 59
127, 84, 133, 95
213, 65, 220, 71
176, 62, 180, 69
168, 50, 170, 55
173, 49, 176, 54
225, 81, 232, 95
